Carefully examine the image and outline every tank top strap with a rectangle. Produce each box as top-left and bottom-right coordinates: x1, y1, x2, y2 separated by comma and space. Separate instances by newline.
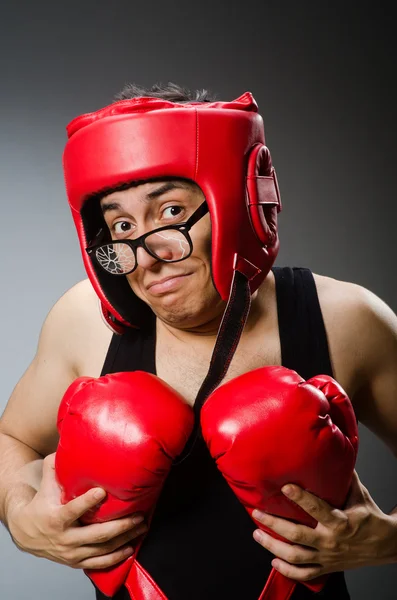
100, 312, 157, 376
272, 266, 334, 380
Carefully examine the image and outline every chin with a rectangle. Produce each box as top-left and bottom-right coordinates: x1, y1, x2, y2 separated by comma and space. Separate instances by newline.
155, 296, 201, 324
131, 273, 221, 326
159, 293, 224, 329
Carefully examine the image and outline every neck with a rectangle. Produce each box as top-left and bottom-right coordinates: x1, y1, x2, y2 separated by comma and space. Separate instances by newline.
156, 271, 273, 349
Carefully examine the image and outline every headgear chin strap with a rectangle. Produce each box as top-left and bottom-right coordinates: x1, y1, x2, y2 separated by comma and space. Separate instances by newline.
63, 91, 281, 333
64, 92, 282, 459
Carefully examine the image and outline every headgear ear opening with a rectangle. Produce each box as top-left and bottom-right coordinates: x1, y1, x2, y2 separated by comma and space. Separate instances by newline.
64, 92, 282, 331
245, 144, 281, 247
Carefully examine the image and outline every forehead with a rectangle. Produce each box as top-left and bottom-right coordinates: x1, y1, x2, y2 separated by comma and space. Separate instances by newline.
99, 179, 200, 208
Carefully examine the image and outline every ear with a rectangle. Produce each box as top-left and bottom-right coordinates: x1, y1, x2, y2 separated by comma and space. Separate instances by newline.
246, 144, 281, 247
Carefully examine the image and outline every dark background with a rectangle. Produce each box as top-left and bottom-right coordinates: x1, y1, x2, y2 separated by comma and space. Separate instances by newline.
0, 2, 396, 599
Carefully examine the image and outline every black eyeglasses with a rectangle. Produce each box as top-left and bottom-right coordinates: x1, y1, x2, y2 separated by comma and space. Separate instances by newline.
86, 201, 209, 276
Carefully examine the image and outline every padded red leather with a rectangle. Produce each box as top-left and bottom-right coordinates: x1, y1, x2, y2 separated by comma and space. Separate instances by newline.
125, 560, 168, 600
55, 372, 194, 597
63, 92, 281, 328
55, 366, 357, 599
201, 366, 359, 597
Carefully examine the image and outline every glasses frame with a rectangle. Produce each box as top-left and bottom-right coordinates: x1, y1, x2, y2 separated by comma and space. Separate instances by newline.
86, 201, 209, 276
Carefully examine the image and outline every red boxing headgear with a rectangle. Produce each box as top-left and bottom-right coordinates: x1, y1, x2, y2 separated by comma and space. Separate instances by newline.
63, 92, 281, 331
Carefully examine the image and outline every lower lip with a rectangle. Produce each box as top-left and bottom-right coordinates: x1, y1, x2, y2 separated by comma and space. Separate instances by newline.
148, 274, 192, 294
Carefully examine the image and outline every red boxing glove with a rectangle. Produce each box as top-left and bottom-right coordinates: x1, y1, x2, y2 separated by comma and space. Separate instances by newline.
55, 372, 194, 597
201, 366, 359, 600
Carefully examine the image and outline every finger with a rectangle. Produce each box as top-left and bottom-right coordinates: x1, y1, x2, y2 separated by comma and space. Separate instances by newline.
281, 485, 337, 527
66, 523, 147, 564
271, 558, 323, 582
79, 523, 148, 559
59, 488, 107, 526
73, 544, 135, 570
253, 530, 318, 565
66, 514, 146, 546
252, 511, 320, 549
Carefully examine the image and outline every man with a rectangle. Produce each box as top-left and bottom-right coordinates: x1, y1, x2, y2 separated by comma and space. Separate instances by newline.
0, 83, 396, 600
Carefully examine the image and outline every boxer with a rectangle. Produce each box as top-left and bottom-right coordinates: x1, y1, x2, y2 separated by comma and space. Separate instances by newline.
1, 84, 396, 600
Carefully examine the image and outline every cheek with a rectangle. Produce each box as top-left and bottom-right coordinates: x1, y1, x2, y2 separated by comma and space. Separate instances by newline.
125, 272, 144, 299
192, 222, 212, 262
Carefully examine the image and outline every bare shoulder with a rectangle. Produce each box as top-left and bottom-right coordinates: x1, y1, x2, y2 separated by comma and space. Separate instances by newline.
313, 271, 396, 330
50, 277, 101, 320
312, 272, 397, 400
45, 278, 113, 377
0, 279, 112, 454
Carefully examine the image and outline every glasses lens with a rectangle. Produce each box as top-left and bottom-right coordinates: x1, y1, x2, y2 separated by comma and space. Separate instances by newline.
145, 229, 190, 261
95, 243, 136, 275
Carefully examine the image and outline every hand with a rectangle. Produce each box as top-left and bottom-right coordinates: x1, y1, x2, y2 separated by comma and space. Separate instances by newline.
252, 470, 397, 581
7, 453, 148, 570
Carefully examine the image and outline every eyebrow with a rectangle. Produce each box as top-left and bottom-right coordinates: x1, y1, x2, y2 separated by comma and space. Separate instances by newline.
100, 181, 188, 215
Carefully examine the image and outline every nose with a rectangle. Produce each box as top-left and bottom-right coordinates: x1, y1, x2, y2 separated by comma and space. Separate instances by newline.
136, 246, 160, 270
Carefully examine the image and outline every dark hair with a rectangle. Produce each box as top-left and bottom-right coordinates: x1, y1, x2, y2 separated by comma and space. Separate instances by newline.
113, 81, 217, 104
83, 82, 217, 244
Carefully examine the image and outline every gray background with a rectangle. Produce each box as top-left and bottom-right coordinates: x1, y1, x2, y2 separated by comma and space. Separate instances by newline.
0, 1, 396, 598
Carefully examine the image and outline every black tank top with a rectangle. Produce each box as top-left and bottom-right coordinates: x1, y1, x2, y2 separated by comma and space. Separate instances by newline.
95, 267, 350, 600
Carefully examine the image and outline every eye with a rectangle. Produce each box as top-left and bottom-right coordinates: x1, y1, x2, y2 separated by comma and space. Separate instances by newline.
163, 205, 184, 219
113, 221, 133, 236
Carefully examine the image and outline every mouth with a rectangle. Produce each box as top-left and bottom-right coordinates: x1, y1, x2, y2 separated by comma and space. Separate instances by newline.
147, 273, 192, 294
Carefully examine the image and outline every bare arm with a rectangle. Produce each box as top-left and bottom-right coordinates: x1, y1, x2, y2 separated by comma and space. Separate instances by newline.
0, 281, 146, 569
251, 281, 397, 578
351, 287, 397, 529
351, 285, 397, 458
0, 285, 80, 525
316, 273, 397, 457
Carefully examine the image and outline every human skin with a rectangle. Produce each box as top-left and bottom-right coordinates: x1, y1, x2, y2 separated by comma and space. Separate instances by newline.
99, 179, 229, 334
0, 179, 396, 577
